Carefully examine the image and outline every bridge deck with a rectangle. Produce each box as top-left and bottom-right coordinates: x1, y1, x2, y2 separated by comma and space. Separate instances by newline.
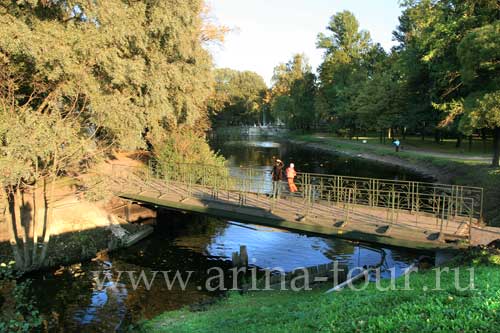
117, 178, 473, 250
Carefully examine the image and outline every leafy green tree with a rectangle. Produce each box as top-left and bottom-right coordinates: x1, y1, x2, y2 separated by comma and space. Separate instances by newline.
352, 55, 407, 140
0, 60, 94, 270
394, 0, 499, 142
209, 68, 267, 126
0, 0, 220, 269
457, 22, 500, 166
269, 54, 317, 129
316, 11, 382, 135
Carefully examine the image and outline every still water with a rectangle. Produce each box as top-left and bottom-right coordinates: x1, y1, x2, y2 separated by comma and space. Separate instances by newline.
27, 136, 432, 332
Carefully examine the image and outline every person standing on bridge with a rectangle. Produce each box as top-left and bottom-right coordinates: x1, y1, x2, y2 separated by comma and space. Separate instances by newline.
271, 159, 284, 197
286, 163, 298, 193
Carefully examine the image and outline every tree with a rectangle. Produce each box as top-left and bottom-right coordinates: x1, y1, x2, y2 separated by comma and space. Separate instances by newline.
269, 54, 317, 129
0, 60, 94, 269
457, 22, 500, 166
209, 69, 267, 126
0, 0, 221, 269
394, 0, 499, 142
352, 55, 407, 139
316, 11, 381, 135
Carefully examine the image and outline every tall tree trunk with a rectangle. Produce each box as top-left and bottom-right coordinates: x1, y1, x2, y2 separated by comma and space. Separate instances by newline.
39, 177, 55, 266
455, 134, 462, 148
481, 128, 487, 153
31, 186, 39, 267
13, 186, 30, 269
434, 130, 441, 143
468, 135, 473, 152
39, 145, 59, 266
492, 127, 500, 167
3, 189, 24, 268
15, 187, 30, 269
387, 128, 392, 140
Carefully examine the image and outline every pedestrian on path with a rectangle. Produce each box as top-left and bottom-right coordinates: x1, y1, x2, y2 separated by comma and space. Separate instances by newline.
393, 139, 401, 152
286, 163, 298, 193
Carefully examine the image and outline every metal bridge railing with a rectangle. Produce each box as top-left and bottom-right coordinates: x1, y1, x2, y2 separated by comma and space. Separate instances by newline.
293, 172, 483, 221
111, 162, 480, 242
143, 162, 482, 220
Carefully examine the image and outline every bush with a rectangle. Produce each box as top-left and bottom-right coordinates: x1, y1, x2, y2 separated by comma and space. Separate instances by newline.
0, 262, 43, 332
152, 129, 229, 186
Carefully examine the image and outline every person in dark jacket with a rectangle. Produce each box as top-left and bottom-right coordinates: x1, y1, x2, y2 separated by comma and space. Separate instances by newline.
271, 159, 284, 197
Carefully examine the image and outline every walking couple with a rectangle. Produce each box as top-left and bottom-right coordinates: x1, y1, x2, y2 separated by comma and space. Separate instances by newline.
271, 158, 298, 195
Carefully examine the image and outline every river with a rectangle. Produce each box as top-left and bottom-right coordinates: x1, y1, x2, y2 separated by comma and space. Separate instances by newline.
26, 136, 433, 332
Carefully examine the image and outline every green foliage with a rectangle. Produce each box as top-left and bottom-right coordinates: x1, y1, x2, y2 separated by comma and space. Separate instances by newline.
155, 129, 225, 167
394, 0, 498, 134
273, 2, 500, 163
315, 11, 381, 134
269, 54, 317, 129
0, 0, 219, 270
0, 262, 43, 332
458, 22, 500, 130
153, 129, 227, 185
352, 56, 406, 133
0, 0, 214, 151
209, 68, 267, 126
458, 22, 500, 87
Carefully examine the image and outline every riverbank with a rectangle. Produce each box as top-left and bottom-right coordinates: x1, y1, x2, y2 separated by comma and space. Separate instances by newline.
139, 248, 500, 332
0, 151, 158, 271
287, 134, 500, 227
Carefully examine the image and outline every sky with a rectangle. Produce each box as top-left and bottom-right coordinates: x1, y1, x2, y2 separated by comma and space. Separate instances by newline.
208, 0, 404, 85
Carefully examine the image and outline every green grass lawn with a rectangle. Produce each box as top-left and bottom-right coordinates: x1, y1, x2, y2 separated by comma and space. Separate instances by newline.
294, 133, 491, 161
300, 133, 493, 157
139, 249, 500, 333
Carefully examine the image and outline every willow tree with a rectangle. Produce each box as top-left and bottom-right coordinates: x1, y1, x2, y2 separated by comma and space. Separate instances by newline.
0, 61, 94, 270
0, 0, 219, 269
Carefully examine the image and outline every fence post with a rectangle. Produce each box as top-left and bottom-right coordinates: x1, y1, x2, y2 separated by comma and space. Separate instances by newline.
345, 188, 352, 225
469, 198, 474, 245
439, 196, 446, 241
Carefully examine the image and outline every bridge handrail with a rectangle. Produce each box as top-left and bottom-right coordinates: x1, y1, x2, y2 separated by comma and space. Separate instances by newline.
143, 161, 483, 191
146, 161, 483, 220
111, 162, 480, 222
115, 167, 477, 245
114, 167, 476, 218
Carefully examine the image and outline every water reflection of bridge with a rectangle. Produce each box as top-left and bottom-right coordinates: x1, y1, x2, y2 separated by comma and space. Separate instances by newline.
112, 163, 486, 250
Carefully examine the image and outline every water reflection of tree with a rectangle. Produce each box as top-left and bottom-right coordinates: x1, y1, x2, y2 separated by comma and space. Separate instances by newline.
320, 238, 356, 263
210, 138, 286, 168
27, 266, 94, 330
211, 136, 428, 182
159, 212, 227, 251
